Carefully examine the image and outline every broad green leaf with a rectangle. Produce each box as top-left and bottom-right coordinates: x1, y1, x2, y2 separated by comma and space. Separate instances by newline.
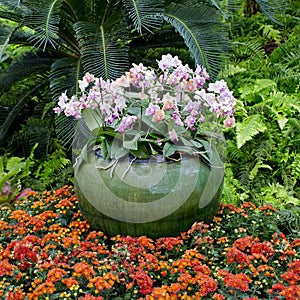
111, 140, 128, 159
141, 115, 167, 136
101, 140, 109, 160
175, 146, 194, 156
123, 133, 140, 150
180, 137, 194, 147
82, 109, 103, 131
130, 144, 150, 159
163, 142, 176, 157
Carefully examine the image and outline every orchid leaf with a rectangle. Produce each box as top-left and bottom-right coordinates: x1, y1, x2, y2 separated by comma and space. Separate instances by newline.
111, 139, 129, 159
123, 133, 140, 150
130, 143, 150, 159
175, 146, 195, 156
163, 142, 176, 157
180, 137, 194, 147
101, 140, 110, 161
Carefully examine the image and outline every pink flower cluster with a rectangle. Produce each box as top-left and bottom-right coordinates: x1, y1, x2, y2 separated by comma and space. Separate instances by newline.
54, 54, 236, 137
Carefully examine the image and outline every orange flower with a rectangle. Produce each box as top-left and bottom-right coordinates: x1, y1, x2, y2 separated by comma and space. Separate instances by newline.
212, 294, 225, 300
61, 276, 79, 288
6, 288, 25, 300
47, 267, 67, 283
27, 282, 56, 299
78, 294, 103, 300
9, 210, 30, 222
226, 247, 251, 265
73, 261, 95, 279
0, 259, 15, 276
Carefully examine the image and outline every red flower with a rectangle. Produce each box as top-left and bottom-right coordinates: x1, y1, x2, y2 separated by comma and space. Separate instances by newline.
78, 295, 103, 300
226, 247, 251, 265
218, 270, 252, 292
133, 270, 153, 295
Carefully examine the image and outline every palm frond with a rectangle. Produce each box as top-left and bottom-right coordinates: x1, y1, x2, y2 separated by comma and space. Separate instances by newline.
50, 57, 81, 101
74, 21, 129, 80
0, 51, 53, 90
0, 24, 23, 62
55, 114, 76, 147
22, 0, 63, 50
161, 2, 230, 79
255, 0, 287, 25
208, 0, 243, 19
123, 0, 163, 33
0, 80, 49, 145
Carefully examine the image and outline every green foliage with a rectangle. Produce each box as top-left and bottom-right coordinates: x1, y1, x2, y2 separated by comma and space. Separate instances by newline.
236, 114, 267, 148
221, 2, 300, 210
0, 144, 36, 208
31, 148, 72, 191
1, 142, 72, 195
278, 205, 300, 238
0, 0, 231, 156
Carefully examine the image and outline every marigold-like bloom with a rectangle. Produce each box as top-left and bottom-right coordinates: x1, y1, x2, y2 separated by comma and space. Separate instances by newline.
258, 204, 278, 212
73, 261, 96, 279
27, 282, 56, 299
0, 259, 15, 276
218, 270, 252, 292
78, 294, 104, 300
47, 267, 67, 283
226, 247, 251, 265
212, 293, 225, 300
61, 277, 79, 288
279, 285, 300, 300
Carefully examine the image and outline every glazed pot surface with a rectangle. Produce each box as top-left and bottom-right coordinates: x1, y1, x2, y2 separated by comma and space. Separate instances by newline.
74, 151, 224, 238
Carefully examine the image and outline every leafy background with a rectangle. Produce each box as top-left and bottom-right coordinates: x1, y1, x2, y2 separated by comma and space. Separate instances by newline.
0, 0, 299, 228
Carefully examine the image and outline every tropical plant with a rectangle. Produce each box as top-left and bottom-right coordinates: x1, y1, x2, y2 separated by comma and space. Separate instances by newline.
218, 0, 300, 210
0, 147, 35, 208
54, 54, 236, 166
0, 0, 230, 155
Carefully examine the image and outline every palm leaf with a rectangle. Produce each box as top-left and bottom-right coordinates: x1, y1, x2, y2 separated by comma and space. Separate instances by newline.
74, 21, 129, 80
50, 56, 81, 101
0, 80, 49, 144
0, 24, 23, 62
123, 0, 163, 33
161, 2, 230, 78
0, 51, 53, 90
256, 0, 287, 25
22, 0, 63, 50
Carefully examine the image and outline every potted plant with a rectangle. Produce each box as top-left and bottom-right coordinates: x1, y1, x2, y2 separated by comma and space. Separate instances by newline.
54, 54, 236, 238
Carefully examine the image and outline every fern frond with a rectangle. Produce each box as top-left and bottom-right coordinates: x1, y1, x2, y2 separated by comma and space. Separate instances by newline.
219, 64, 246, 78
236, 114, 267, 148
291, 154, 300, 180
279, 206, 300, 238
232, 40, 264, 60
249, 162, 272, 181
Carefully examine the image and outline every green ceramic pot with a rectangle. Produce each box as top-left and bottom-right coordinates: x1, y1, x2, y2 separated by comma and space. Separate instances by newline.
74, 150, 224, 239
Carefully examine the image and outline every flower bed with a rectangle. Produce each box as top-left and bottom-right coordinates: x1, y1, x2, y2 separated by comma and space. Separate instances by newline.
0, 186, 299, 299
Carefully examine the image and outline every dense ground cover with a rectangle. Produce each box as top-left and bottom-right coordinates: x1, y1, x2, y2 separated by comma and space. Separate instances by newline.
0, 186, 299, 299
